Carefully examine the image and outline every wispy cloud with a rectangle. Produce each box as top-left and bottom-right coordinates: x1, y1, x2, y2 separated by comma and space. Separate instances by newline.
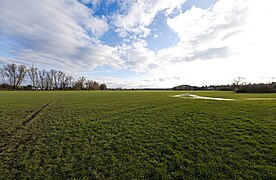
0, 0, 115, 71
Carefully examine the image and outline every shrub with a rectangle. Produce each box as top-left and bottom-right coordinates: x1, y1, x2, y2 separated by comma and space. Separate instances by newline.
235, 84, 276, 93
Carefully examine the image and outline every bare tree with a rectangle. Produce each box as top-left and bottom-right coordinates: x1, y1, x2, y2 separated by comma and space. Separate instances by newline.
48, 69, 58, 89
3, 63, 16, 87
74, 76, 86, 90
46, 70, 54, 90
0, 63, 108, 91
56, 71, 64, 89
2, 63, 27, 89
28, 64, 39, 89
233, 77, 245, 86
60, 75, 73, 89
67, 75, 74, 89
16, 65, 27, 87
86, 80, 94, 90
92, 81, 100, 90
0, 67, 6, 84
38, 69, 47, 90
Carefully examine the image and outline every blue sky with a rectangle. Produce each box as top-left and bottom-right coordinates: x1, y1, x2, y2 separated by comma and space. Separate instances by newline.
0, 0, 275, 88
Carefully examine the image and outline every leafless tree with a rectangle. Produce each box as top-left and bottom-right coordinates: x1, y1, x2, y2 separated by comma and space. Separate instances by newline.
74, 76, 86, 90
56, 71, 65, 89
16, 65, 27, 87
48, 69, 58, 89
0, 67, 6, 84
86, 80, 94, 90
3, 63, 16, 87
67, 75, 74, 89
0, 63, 107, 91
28, 64, 39, 89
38, 69, 47, 90
2, 63, 27, 89
46, 70, 54, 90
92, 81, 100, 90
60, 75, 73, 89
233, 76, 245, 86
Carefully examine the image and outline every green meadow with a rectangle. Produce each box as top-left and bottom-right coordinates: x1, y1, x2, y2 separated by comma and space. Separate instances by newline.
0, 91, 276, 179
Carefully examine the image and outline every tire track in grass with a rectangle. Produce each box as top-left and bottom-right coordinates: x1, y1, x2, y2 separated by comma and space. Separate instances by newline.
22, 102, 51, 126
1, 101, 53, 176
0, 102, 52, 153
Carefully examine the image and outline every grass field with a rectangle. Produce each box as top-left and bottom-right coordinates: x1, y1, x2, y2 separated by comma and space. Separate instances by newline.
0, 91, 276, 179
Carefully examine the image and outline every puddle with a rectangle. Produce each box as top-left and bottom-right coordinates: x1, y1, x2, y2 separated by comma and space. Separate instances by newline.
172, 93, 234, 101
173, 94, 276, 101
244, 98, 276, 100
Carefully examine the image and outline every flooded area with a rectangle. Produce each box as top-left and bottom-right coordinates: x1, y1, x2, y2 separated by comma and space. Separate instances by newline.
172, 93, 235, 101
173, 94, 276, 101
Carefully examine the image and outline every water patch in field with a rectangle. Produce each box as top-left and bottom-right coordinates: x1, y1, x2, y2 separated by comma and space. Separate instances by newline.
245, 98, 276, 100
172, 93, 234, 101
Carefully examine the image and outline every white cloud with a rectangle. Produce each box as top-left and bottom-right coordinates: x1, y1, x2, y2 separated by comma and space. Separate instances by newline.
135, 0, 276, 87
1, 0, 276, 88
80, 0, 100, 5
112, 0, 186, 38
118, 40, 157, 72
164, 0, 250, 63
0, 0, 114, 71
153, 34, 159, 39
111, 0, 276, 87
0, 57, 24, 65
87, 76, 156, 88
82, 17, 109, 36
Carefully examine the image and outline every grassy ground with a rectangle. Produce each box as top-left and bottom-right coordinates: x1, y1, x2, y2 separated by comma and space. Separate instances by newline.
0, 91, 276, 179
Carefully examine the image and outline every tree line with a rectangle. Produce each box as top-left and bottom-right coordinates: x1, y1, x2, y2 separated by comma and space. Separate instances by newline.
172, 76, 276, 93
0, 63, 107, 90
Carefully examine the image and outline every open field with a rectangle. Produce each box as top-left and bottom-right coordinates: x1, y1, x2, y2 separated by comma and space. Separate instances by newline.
0, 91, 276, 179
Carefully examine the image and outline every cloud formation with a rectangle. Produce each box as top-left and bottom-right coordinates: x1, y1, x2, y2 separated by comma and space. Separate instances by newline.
112, 0, 185, 38
0, 0, 118, 70
161, 0, 249, 63
0, 0, 275, 88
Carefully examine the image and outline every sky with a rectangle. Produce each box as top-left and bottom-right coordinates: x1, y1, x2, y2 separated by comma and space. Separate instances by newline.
0, 0, 275, 88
